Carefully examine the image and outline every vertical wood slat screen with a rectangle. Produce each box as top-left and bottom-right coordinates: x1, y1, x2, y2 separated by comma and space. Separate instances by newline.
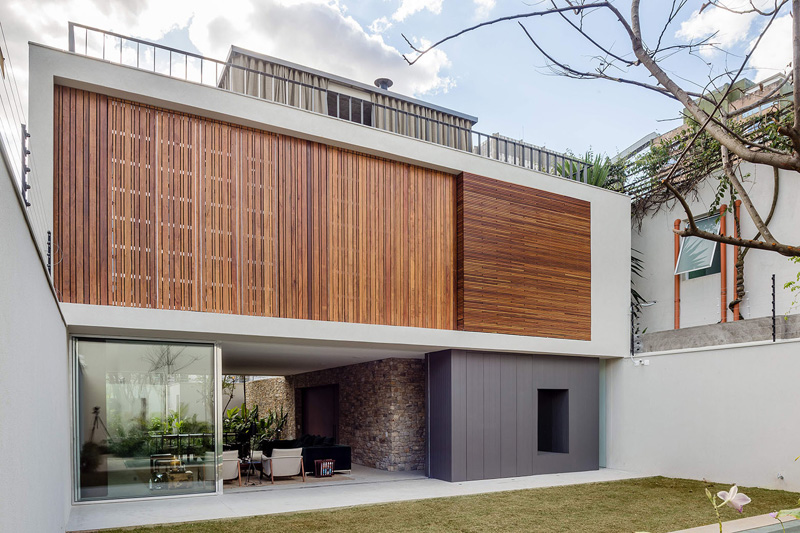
307, 149, 455, 328
54, 86, 454, 329
456, 172, 591, 340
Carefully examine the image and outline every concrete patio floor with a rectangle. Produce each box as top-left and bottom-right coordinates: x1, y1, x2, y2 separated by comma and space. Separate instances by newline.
67, 466, 645, 531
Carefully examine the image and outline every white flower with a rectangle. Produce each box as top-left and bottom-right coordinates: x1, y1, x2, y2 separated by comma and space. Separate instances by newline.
717, 485, 751, 513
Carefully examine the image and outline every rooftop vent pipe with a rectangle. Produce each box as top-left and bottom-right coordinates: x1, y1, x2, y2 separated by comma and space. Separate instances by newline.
374, 77, 393, 90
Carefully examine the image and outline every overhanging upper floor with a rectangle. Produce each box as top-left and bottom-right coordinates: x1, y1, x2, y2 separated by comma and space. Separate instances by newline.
28, 40, 631, 358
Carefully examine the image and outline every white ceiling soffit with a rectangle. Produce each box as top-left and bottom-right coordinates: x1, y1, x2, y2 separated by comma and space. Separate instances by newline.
220, 339, 425, 376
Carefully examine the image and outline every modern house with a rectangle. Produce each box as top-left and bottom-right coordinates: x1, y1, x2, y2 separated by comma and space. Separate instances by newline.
0, 22, 630, 530
6, 20, 800, 533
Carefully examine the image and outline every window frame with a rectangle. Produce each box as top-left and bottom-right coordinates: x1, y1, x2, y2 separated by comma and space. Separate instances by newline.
674, 215, 721, 276
71, 335, 222, 504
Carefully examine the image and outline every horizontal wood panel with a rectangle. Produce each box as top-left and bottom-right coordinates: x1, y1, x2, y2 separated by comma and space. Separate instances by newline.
457, 172, 591, 339
53, 86, 454, 329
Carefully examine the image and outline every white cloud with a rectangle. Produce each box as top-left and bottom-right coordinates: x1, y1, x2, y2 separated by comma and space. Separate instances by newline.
676, 1, 760, 57
369, 16, 392, 33
390, 0, 443, 23
1, 0, 454, 117
473, 0, 495, 19
748, 13, 792, 81
676, 1, 792, 79
370, 0, 444, 34
187, 1, 453, 95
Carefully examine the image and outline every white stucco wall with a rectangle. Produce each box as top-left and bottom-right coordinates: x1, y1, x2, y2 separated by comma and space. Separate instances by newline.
633, 162, 800, 334
606, 341, 800, 491
29, 43, 630, 358
0, 151, 70, 531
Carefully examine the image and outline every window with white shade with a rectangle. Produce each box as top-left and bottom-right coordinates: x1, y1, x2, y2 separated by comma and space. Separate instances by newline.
675, 216, 721, 278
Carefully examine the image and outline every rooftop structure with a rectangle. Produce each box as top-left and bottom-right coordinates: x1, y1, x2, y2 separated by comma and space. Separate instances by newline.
67, 22, 592, 181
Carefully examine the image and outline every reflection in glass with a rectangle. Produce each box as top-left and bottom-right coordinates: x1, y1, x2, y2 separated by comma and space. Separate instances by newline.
675, 216, 720, 275
76, 339, 217, 501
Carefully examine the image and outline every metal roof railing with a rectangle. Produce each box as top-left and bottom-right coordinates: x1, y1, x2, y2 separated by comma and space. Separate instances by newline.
67, 22, 592, 183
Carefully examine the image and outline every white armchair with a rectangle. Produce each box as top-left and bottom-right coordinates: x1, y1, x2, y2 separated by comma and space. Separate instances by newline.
261, 447, 306, 484
222, 450, 241, 486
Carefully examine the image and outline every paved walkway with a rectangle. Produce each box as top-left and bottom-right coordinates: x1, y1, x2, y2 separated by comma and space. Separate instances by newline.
671, 513, 797, 533
67, 466, 645, 531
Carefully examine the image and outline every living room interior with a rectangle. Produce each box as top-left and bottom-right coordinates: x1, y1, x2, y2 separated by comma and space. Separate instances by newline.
219, 339, 430, 491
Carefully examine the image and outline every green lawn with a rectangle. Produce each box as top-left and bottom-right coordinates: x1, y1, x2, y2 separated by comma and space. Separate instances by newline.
109, 477, 799, 533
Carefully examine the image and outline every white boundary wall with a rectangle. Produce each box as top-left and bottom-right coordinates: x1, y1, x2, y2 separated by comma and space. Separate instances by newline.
0, 150, 70, 530
606, 340, 800, 491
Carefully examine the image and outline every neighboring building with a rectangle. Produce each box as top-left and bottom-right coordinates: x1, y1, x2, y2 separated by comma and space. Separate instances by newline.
622, 75, 800, 348
599, 76, 800, 504
0, 22, 629, 529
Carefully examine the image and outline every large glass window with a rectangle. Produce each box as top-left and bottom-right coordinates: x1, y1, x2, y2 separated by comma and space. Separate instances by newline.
75, 339, 218, 501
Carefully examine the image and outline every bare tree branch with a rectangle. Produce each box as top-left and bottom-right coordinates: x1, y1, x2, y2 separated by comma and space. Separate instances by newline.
401, 2, 614, 66
722, 144, 778, 243
705, 0, 784, 17
792, 0, 800, 140
626, 0, 800, 170
548, 0, 636, 66
731, 166, 781, 313
516, 22, 682, 101
402, 0, 800, 257
404, 0, 799, 170
674, 225, 800, 256
654, 0, 690, 54
707, 115, 788, 154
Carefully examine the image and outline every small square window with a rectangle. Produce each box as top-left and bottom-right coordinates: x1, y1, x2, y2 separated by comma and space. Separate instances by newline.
538, 389, 569, 454
675, 216, 720, 276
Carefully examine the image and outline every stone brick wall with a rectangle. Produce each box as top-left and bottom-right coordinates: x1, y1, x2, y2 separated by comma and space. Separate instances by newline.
287, 358, 426, 471
245, 377, 296, 440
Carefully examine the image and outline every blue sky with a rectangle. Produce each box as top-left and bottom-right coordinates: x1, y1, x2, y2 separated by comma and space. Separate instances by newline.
2, 0, 793, 157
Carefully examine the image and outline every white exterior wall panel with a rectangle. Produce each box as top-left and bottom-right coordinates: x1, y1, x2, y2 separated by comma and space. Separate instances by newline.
0, 153, 70, 532
606, 340, 800, 491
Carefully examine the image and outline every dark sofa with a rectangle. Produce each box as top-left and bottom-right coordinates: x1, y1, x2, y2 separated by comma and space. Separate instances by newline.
262, 435, 351, 473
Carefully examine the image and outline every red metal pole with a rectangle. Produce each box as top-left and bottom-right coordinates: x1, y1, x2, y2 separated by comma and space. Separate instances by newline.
674, 219, 681, 330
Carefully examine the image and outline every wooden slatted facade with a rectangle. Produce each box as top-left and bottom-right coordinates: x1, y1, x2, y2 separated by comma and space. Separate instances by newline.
456, 172, 591, 339
54, 86, 455, 329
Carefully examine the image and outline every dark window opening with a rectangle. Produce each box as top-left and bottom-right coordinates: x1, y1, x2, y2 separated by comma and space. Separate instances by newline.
538, 389, 569, 454
327, 91, 373, 126
300, 384, 339, 442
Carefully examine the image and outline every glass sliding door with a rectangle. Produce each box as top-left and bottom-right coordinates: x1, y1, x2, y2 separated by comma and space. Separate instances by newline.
75, 339, 218, 501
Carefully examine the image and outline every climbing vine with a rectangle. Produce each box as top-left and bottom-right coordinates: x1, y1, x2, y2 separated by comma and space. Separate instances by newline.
621, 102, 793, 319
